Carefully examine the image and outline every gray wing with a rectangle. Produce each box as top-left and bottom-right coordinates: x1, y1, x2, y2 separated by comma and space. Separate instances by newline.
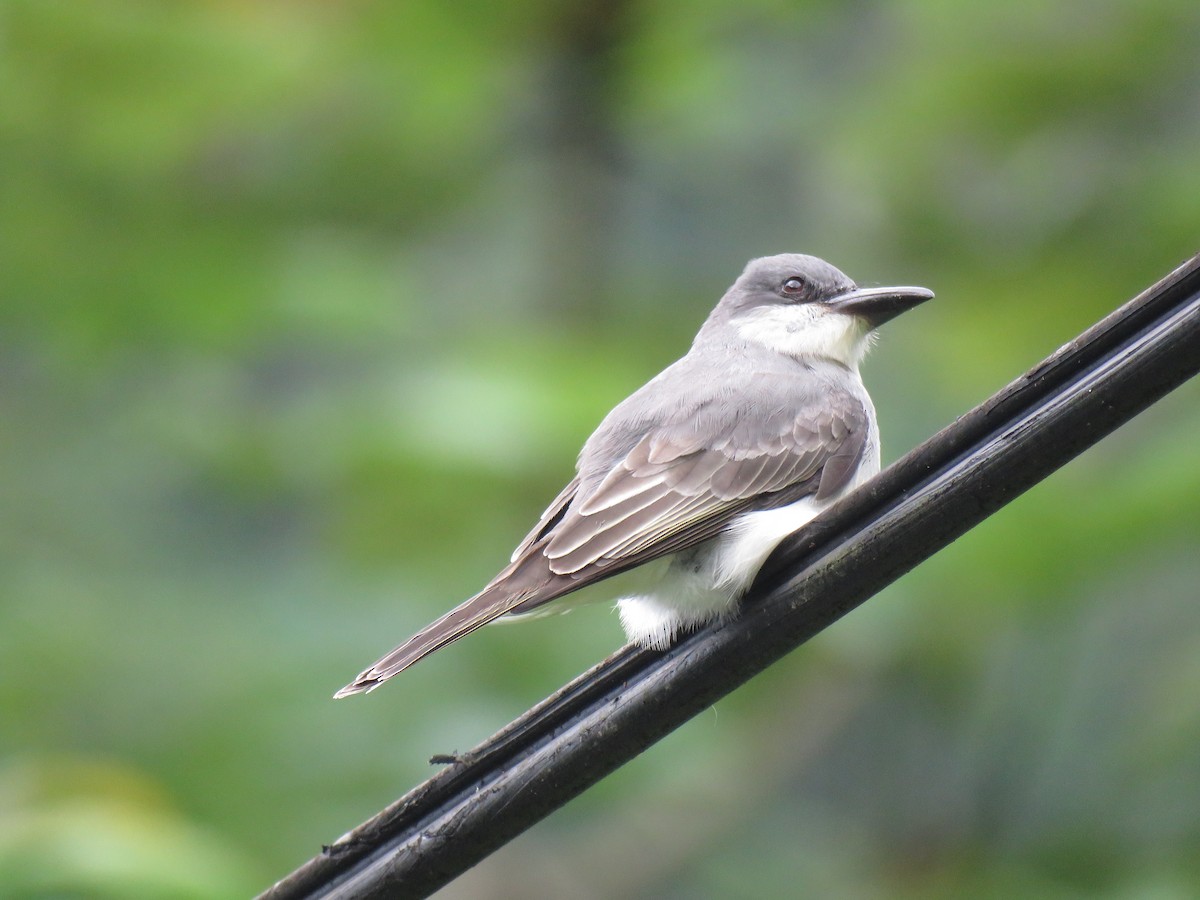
509, 477, 579, 563
521, 373, 869, 583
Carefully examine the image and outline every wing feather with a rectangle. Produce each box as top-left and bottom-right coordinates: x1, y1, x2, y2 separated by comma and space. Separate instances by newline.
547, 478, 673, 559
551, 490, 708, 571
510, 477, 579, 562
578, 450, 665, 514
540, 390, 869, 577
663, 450, 729, 493
597, 492, 719, 562
710, 451, 773, 499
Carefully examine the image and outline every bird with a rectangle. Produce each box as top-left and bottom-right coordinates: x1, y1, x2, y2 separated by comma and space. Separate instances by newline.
335, 254, 932, 697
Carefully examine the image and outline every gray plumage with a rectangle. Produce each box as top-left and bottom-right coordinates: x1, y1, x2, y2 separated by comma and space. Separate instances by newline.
531, 347, 868, 576
336, 254, 931, 696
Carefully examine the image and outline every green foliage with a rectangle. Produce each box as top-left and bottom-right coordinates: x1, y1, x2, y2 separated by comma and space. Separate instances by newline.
2, 1, 1198, 897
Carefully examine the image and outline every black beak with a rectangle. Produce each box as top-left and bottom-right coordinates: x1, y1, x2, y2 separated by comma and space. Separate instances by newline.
826, 285, 934, 328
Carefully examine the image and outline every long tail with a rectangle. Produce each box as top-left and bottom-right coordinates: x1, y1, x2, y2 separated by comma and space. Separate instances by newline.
334, 582, 531, 697
333, 540, 588, 697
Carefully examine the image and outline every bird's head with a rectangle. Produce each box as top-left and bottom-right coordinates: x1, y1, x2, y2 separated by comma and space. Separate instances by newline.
707, 254, 933, 368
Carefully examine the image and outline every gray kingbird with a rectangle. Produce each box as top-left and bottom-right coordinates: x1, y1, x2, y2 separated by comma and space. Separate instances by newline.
336, 254, 932, 697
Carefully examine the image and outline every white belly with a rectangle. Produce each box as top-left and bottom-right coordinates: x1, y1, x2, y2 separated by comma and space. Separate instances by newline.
617, 438, 880, 650
614, 496, 824, 649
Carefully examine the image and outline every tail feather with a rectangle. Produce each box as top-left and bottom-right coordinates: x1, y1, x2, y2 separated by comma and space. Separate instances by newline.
334, 583, 526, 697
335, 532, 629, 696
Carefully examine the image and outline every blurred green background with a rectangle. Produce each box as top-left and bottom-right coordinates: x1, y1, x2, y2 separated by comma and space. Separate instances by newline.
3, 1, 1199, 897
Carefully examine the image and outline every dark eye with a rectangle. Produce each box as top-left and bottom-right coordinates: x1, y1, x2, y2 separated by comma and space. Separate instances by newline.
781, 276, 808, 296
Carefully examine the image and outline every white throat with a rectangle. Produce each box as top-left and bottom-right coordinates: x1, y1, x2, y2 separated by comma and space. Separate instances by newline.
734, 305, 874, 368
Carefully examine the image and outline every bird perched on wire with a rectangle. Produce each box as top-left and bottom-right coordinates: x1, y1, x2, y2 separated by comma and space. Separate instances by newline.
336, 254, 932, 697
